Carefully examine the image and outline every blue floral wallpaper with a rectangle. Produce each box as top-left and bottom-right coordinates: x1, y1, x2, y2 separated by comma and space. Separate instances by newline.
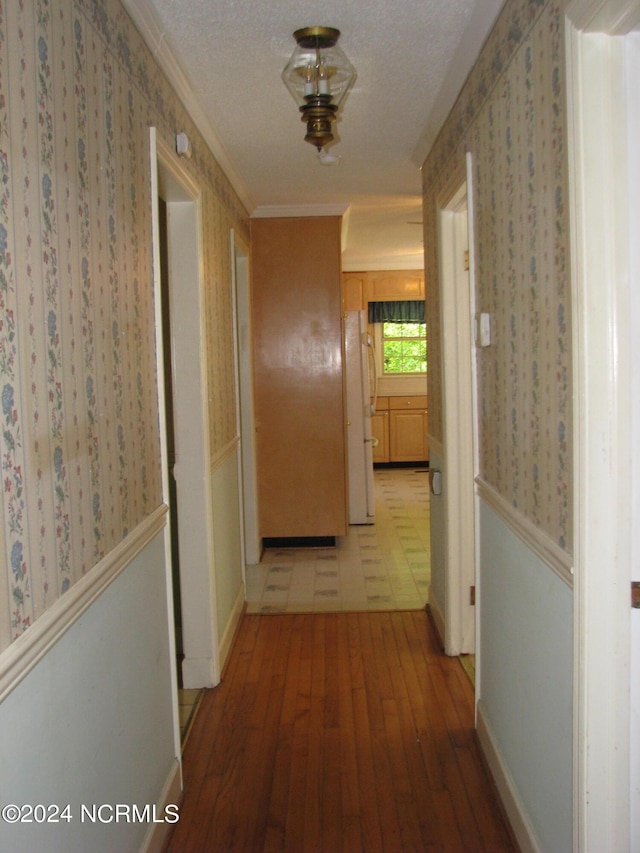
422, 0, 572, 552
0, 0, 249, 650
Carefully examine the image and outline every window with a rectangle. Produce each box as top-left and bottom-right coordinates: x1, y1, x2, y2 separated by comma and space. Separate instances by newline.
382, 321, 427, 375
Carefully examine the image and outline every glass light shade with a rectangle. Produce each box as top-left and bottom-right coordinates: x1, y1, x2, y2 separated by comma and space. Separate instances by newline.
282, 27, 356, 109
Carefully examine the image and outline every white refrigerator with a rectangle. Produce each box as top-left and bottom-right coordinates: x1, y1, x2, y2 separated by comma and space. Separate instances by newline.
344, 310, 376, 524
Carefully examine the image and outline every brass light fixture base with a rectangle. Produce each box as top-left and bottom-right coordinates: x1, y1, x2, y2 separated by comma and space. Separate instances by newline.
293, 26, 340, 49
300, 96, 338, 150
282, 26, 356, 151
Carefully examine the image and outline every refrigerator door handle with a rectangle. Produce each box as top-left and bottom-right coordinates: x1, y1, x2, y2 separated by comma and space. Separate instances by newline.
366, 333, 378, 416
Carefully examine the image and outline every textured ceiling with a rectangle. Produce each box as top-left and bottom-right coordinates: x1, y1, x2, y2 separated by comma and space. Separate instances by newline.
124, 0, 505, 270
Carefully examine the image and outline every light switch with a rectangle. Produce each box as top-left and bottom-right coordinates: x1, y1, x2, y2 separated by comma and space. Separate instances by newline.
476, 312, 491, 347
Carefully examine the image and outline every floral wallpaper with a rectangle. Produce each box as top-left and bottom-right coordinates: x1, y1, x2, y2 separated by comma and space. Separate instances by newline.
422, 0, 572, 552
0, 0, 249, 651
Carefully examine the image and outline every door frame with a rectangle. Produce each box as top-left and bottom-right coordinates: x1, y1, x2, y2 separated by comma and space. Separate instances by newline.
565, 3, 640, 847
231, 229, 261, 566
436, 157, 478, 657
150, 129, 220, 690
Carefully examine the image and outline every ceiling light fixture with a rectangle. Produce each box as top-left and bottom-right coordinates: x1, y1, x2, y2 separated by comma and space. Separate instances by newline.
282, 26, 356, 151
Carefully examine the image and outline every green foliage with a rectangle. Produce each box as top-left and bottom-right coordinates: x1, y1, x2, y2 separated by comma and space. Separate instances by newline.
382, 322, 427, 374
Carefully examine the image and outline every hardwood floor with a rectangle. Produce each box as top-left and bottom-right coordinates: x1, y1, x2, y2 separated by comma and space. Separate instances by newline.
166, 610, 515, 852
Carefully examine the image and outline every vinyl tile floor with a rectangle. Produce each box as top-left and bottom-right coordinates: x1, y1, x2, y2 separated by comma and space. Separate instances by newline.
245, 466, 431, 614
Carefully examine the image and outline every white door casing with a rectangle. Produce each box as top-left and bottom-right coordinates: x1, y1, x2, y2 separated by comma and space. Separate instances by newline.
437, 168, 477, 656
231, 230, 261, 567
150, 129, 220, 690
565, 2, 640, 848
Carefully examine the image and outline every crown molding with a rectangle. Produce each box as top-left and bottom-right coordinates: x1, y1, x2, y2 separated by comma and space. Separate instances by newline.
251, 203, 350, 219
121, 0, 255, 214
566, 0, 640, 33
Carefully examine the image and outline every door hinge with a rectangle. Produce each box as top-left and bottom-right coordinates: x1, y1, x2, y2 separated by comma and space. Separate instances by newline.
470, 585, 476, 606
463, 250, 470, 271
632, 581, 640, 609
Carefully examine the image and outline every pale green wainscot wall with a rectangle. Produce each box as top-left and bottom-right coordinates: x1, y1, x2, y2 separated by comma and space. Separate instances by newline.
0, 534, 176, 853
478, 501, 573, 853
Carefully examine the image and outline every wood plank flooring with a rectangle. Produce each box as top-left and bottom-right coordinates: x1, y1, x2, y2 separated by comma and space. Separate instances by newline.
165, 610, 516, 852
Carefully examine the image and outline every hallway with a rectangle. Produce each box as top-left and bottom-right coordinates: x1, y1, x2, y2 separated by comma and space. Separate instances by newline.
165, 609, 514, 851
177, 468, 432, 741
167, 472, 513, 851
246, 468, 431, 614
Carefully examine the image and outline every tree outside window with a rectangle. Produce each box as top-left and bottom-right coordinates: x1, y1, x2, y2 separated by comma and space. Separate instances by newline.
382, 321, 427, 374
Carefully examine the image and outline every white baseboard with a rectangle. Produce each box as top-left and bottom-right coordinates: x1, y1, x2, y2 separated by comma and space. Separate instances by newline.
139, 758, 182, 853
476, 701, 543, 853
181, 655, 216, 689
218, 584, 245, 673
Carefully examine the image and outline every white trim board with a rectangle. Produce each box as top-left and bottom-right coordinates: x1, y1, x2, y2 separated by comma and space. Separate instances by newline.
476, 702, 543, 853
475, 479, 573, 588
150, 128, 221, 690
437, 175, 476, 656
139, 758, 182, 853
565, 3, 640, 848
218, 586, 245, 674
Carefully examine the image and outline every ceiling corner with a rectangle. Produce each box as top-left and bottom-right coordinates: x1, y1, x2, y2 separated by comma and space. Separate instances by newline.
121, 0, 255, 214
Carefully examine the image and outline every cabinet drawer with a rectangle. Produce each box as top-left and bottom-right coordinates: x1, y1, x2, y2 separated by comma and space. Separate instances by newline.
388, 395, 427, 410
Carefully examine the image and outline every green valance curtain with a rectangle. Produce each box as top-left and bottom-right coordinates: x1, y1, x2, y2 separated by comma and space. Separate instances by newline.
368, 300, 425, 323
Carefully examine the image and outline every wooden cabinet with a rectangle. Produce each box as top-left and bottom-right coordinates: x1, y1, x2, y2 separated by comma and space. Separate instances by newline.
342, 273, 367, 311
389, 396, 428, 462
341, 270, 425, 311
371, 398, 389, 463
251, 217, 347, 539
372, 396, 428, 463
368, 271, 424, 301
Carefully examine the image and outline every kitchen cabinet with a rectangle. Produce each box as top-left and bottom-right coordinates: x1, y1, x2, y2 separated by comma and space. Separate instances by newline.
371, 397, 389, 463
389, 396, 428, 462
342, 274, 367, 311
372, 396, 428, 463
341, 270, 425, 311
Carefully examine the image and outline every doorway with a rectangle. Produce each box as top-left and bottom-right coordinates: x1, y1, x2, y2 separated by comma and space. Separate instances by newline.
150, 129, 220, 692
436, 158, 478, 659
231, 231, 260, 567
158, 197, 183, 667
